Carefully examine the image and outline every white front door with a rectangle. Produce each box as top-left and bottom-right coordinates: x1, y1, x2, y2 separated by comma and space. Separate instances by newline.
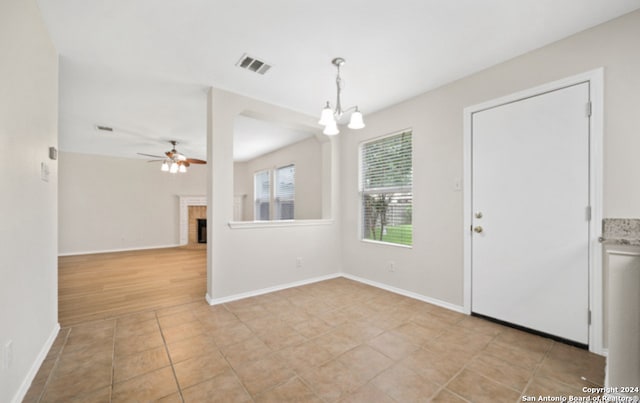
471, 82, 590, 344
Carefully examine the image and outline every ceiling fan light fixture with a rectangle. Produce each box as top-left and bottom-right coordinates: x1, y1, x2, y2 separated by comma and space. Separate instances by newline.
140, 141, 206, 174
169, 162, 179, 173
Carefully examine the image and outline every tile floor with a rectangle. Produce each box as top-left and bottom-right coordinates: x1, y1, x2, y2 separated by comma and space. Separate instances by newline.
23, 278, 605, 402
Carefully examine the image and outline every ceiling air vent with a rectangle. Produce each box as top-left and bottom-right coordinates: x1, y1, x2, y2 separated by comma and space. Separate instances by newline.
95, 125, 114, 132
236, 53, 272, 75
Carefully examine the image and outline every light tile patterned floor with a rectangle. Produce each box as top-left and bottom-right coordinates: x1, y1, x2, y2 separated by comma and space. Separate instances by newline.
23, 278, 605, 402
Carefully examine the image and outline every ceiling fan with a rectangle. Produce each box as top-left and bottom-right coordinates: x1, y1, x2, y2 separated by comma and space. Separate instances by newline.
137, 140, 206, 173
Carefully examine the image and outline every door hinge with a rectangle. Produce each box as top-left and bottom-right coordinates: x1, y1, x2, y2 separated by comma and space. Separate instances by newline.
586, 101, 592, 117
586, 206, 592, 221
588, 310, 592, 325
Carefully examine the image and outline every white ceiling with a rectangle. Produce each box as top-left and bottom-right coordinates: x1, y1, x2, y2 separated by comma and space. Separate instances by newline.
38, 0, 640, 160
233, 115, 316, 162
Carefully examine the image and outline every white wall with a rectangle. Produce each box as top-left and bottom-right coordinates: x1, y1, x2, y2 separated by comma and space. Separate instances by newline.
207, 89, 341, 300
59, 152, 207, 254
341, 10, 640, 307
0, 0, 59, 401
234, 136, 324, 221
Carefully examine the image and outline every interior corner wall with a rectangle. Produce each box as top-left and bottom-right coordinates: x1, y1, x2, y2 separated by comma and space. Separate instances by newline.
234, 136, 324, 221
207, 88, 341, 300
340, 10, 640, 307
0, 0, 59, 401
58, 152, 207, 255
233, 161, 251, 220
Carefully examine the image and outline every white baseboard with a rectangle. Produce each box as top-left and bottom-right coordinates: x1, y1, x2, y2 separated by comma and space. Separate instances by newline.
58, 243, 182, 257
206, 273, 342, 305
342, 273, 466, 314
207, 271, 465, 316
11, 323, 60, 403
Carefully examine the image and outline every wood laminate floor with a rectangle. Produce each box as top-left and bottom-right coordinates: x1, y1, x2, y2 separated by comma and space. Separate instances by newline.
58, 247, 206, 326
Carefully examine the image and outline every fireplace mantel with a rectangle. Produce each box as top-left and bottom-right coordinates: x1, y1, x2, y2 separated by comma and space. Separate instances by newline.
179, 195, 206, 245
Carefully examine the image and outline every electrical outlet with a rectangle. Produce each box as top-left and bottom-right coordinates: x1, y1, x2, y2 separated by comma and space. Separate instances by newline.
41, 162, 50, 182
387, 261, 396, 272
296, 257, 303, 268
453, 177, 462, 191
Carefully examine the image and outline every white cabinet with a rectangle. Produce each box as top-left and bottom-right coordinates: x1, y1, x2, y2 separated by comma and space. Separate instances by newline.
605, 243, 640, 399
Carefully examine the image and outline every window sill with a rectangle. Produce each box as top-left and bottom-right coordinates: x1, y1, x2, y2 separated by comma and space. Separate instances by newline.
228, 219, 334, 229
360, 239, 413, 249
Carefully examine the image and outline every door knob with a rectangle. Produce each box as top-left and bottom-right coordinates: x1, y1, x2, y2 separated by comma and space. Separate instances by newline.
473, 226, 483, 233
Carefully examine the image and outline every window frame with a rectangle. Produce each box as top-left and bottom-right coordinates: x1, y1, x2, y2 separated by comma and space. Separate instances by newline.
274, 164, 295, 220
253, 169, 271, 221
358, 130, 413, 248
253, 163, 296, 221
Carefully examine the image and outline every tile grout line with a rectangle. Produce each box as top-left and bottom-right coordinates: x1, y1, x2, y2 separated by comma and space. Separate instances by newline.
36, 328, 72, 403
216, 302, 259, 401
517, 340, 555, 403
155, 310, 186, 403
430, 330, 502, 403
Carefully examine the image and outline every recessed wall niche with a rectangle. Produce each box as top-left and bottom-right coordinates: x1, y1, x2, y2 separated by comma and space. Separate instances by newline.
232, 114, 330, 221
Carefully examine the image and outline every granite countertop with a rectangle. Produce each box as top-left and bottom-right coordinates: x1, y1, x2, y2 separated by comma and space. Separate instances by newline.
601, 218, 640, 246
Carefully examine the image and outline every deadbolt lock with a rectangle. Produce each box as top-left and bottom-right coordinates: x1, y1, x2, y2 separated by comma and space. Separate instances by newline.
475, 212, 483, 219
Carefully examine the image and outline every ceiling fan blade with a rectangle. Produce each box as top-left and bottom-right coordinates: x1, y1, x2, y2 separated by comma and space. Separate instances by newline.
137, 152, 166, 159
185, 158, 206, 164
183, 161, 191, 167
146, 159, 164, 162
166, 151, 174, 158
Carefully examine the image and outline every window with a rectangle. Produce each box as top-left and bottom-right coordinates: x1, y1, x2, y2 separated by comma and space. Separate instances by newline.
275, 164, 295, 220
254, 164, 295, 221
360, 131, 412, 246
254, 170, 270, 220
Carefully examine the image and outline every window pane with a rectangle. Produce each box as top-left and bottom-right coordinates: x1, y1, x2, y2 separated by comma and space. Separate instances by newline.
254, 170, 270, 220
361, 131, 412, 191
362, 192, 412, 245
275, 164, 295, 219
360, 132, 412, 246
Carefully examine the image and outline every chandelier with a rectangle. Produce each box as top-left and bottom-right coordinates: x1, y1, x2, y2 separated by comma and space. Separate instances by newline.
318, 57, 365, 136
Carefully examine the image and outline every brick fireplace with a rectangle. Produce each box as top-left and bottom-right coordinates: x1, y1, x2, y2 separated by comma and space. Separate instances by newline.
187, 206, 206, 249
179, 196, 206, 249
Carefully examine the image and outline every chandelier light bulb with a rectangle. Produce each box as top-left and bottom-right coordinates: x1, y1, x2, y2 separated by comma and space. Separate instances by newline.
161, 161, 169, 172
323, 120, 339, 136
179, 164, 187, 173
348, 108, 365, 130
169, 161, 179, 173
318, 102, 335, 126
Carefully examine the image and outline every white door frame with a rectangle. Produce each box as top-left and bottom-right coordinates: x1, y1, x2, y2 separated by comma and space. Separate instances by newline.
462, 68, 604, 355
